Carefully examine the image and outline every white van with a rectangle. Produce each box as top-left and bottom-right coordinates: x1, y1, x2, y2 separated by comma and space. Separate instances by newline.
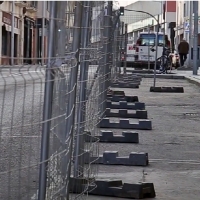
129, 32, 170, 68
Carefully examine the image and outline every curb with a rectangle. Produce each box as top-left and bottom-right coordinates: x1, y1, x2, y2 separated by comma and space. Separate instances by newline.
184, 76, 200, 87
135, 73, 200, 86
137, 74, 185, 79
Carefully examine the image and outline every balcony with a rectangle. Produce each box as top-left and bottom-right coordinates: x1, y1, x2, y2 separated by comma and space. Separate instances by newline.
24, 2, 37, 13
25, 5, 37, 13
15, 1, 26, 7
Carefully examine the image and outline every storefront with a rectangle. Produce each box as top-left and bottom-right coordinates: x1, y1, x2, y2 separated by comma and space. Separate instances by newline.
1, 11, 20, 65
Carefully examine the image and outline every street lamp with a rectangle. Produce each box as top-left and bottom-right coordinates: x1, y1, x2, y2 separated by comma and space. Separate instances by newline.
123, 8, 160, 87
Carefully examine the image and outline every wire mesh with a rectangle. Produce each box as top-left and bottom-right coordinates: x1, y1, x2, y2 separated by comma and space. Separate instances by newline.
110, 10, 121, 82
70, 1, 105, 198
0, 3, 47, 200
0, 1, 110, 200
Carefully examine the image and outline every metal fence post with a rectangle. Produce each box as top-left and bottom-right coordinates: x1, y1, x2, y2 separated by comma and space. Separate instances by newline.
188, 1, 193, 68
121, 22, 124, 49
119, 21, 124, 73
65, 2, 83, 198
108, 2, 114, 79
193, 1, 198, 75
124, 23, 128, 74
113, 16, 120, 77
74, 1, 91, 178
41, 1, 46, 65
116, 22, 121, 74
38, 1, 56, 199
100, 1, 112, 115
153, 15, 159, 87
11, 1, 14, 66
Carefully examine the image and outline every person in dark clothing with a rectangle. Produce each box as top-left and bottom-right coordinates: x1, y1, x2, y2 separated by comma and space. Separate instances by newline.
165, 35, 171, 48
178, 38, 189, 66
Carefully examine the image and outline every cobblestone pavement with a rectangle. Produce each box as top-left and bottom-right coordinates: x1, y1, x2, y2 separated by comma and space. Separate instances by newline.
90, 78, 200, 200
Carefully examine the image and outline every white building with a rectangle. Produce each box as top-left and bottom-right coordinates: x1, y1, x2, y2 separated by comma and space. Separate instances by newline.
176, 1, 200, 47
120, 0, 176, 48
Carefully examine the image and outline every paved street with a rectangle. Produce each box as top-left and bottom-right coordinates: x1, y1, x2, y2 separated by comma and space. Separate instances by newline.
1, 65, 200, 199
0, 66, 45, 200
0, 64, 99, 200
90, 78, 200, 200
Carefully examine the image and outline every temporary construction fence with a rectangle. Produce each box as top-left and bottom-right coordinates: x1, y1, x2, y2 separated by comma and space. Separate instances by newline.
0, 1, 117, 200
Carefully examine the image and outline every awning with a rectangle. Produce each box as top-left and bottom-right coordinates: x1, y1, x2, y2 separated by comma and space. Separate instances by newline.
3, 24, 20, 34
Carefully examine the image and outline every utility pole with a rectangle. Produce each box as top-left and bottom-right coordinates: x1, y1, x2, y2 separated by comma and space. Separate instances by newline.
188, 1, 193, 68
124, 23, 128, 74
148, 24, 150, 70
120, 22, 124, 74
11, 1, 14, 66
193, 0, 198, 75
163, 1, 166, 46
153, 15, 159, 87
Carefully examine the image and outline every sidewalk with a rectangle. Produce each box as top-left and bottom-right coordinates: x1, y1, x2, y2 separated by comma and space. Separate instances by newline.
91, 77, 200, 200
174, 69, 200, 86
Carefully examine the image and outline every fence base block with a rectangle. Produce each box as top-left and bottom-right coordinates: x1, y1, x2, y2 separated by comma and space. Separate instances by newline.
98, 118, 152, 130
85, 130, 139, 143
107, 90, 125, 96
111, 82, 140, 88
107, 95, 139, 102
150, 86, 184, 93
105, 108, 148, 119
70, 178, 156, 199
131, 69, 154, 74
84, 151, 149, 166
106, 101, 145, 110
118, 73, 142, 80
115, 79, 141, 84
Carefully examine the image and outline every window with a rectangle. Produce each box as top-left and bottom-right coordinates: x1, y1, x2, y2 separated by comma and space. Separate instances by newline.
2, 26, 8, 56
31, 1, 37, 8
139, 34, 164, 46
14, 17, 18, 28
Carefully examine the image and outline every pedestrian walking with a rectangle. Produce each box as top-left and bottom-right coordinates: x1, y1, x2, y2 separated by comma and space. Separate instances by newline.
178, 38, 189, 67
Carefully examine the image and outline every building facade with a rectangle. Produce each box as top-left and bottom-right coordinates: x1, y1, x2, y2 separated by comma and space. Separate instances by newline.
120, 0, 176, 49
0, 1, 22, 64
0, 1, 49, 65
175, 1, 200, 48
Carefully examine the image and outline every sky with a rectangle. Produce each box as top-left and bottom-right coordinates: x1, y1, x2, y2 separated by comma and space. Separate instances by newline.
118, 0, 137, 6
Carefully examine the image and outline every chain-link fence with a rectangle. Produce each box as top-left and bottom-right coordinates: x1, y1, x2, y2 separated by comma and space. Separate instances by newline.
0, 1, 114, 200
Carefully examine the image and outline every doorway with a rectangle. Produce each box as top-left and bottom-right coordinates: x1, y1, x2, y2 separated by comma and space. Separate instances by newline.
24, 21, 32, 64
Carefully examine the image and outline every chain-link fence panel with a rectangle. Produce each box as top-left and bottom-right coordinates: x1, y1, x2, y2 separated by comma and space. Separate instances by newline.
0, 1, 112, 200
69, 1, 107, 197
0, 2, 47, 200
110, 9, 121, 83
